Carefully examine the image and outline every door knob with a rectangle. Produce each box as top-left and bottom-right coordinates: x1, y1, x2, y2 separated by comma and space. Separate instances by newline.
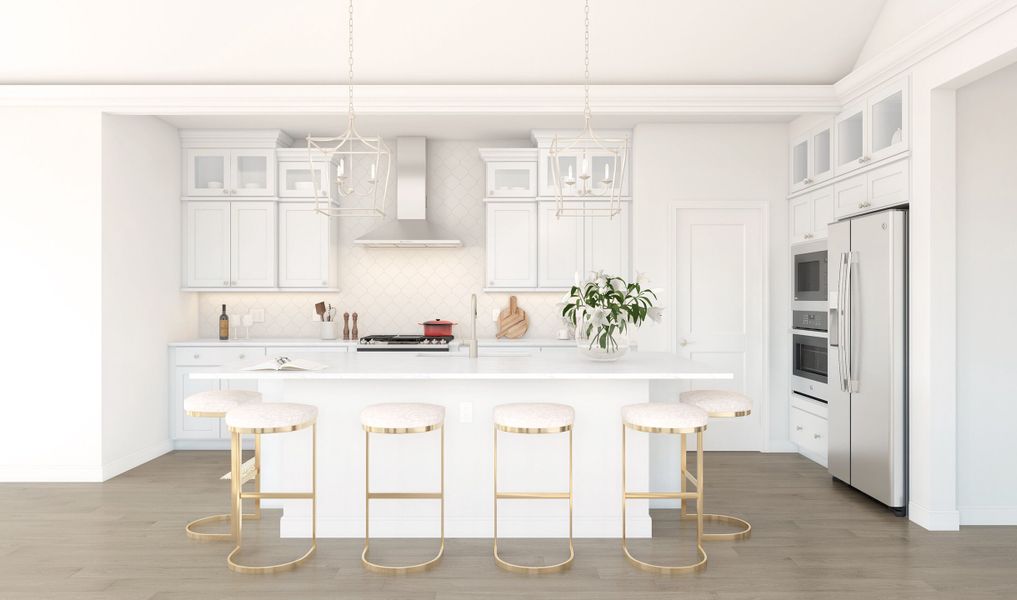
679, 338, 690, 347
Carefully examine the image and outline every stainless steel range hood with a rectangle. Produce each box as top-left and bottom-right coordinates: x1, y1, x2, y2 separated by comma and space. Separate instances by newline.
353, 137, 463, 248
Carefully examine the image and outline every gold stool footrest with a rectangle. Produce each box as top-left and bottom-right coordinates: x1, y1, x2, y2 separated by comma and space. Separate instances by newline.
494, 541, 574, 574
622, 541, 707, 575
185, 511, 261, 542
681, 512, 752, 541
361, 540, 445, 574
228, 542, 317, 574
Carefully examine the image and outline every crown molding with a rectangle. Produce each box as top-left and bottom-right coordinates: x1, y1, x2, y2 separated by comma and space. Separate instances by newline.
835, 0, 1017, 103
0, 84, 839, 116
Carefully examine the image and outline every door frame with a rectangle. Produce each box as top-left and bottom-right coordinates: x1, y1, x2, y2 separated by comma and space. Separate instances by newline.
667, 199, 771, 451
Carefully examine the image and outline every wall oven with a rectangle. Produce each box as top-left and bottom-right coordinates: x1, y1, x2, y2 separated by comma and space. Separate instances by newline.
791, 309, 829, 402
793, 243, 828, 308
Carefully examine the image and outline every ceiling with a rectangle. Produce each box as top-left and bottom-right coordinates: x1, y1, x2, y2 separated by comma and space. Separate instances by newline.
1, 0, 887, 85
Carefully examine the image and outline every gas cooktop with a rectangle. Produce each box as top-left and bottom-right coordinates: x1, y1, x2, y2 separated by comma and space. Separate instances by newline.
357, 334, 455, 351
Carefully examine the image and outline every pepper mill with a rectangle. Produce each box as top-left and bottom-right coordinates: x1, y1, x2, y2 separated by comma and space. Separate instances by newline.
342, 312, 350, 340
351, 312, 359, 340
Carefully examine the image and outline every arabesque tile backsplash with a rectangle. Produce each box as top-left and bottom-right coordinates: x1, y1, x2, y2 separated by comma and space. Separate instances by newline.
198, 140, 569, 340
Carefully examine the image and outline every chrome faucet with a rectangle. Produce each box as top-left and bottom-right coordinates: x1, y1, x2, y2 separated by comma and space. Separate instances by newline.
467, 293, 479, 358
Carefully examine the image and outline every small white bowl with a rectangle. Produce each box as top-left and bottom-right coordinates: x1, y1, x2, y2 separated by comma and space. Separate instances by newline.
244, 182, 259, 189
294, 181, 314, 190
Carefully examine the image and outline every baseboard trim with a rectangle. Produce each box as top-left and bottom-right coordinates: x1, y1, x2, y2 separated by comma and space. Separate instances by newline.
765, 440, 799, 453
959, 506, 1017, 526
102, 440, 173, 481
279, 515, 652, 539
0, 465, 104, 482
909, 501, 960, 531
173, 439, 255, 451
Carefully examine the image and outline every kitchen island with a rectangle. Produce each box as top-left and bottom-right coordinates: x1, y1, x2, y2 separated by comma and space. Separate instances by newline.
194, 351, 732, 539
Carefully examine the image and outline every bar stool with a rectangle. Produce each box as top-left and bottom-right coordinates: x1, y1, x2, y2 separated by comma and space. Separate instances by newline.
224, 402, 318, 574
182, 389, 262, 541
361, 403, 445, 574
680, 390, 753, 541
621, 402, 709, 574
493, 402, 574, 574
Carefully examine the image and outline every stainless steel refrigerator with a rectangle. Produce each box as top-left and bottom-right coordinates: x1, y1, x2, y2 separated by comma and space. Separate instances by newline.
827, 208, 907, 513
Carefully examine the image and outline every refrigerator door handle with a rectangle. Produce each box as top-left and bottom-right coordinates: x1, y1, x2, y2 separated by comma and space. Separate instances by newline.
837, 251, 850, 392
845, 251, 859, 393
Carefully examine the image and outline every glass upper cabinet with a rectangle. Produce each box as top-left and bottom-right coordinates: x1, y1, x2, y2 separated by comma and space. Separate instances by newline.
812, 126, 832, 181
277, 149, 337, 199
789, 120, 834, 193
486, 161, 537, 198
185, 150, 230, 197
868, 79, 908, 162
790, 136, 810, 191
185, 149, 276, 197
230, 150, 275, 197
836, 101, 866, 174
537, 148, 630, 197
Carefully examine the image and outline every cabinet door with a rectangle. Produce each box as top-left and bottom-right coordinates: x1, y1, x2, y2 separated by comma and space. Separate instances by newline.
486, 161, 537, 198
867, 160, 909, 212
789, 133, 810, 192
538, 149, 579, 197
835, 99, 867, 175
230, 202, 277, 287
230, 150, 275, 197
172, 366, 221, 440
811, 123, 834, 184
185, 150, 231, 197
584, 201, 630, 279
538, 201, 584, 288
833, 174, 867, 219
279, 160, 333, 198
185, 202, 230, 287
278, 203, 332, 288
868, 79, 908, 163
485, 202, 538, 288
218, 379, 261, 439
538, 148, 629, 197
811, 186, 834, 240
789, 194, 813, 245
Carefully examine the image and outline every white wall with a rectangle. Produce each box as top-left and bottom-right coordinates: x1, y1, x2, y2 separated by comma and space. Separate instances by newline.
955, 61, 1017, 524
631, 123, 789, 501
101, 115, 195, 479
853, 0, 964, 68
0, 108, 104, 481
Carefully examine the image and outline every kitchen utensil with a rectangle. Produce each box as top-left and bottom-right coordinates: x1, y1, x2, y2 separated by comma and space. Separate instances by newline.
351, 312, 359, 340
315, 302, 326, 321
342, 312, 350, 340
327, 304, 335, 322
421, 319, 456, 337
496, 296, 529, 339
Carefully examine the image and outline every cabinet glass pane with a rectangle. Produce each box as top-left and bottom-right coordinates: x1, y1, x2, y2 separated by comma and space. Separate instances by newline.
792, 141, 808, 183
871, 91, 903, 153
838, 112, 864, 165
813, 129, 831, 175
284, 166, 323, 193
547, 155, 578, 187
194, 156, 225, 190
591, 155, 617, 187
235, 155, 268, 190
493, 168, 531, 192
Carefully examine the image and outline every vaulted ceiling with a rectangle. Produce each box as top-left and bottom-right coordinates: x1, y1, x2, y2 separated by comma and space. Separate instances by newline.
1, 0, 890, 85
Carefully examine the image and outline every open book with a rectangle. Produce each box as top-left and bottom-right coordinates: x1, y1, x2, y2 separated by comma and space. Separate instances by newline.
241, 356, 328, 372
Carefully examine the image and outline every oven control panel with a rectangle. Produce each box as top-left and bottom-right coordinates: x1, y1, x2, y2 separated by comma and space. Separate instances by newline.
793, 310, 828, 332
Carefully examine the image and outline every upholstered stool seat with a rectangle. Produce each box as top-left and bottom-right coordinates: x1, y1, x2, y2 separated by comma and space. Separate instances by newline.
182, 390, 263, 542
494, 402, 574, 433
680, 390, 752, 417
225, 402, 318, 574
184, 389, 261, 418
361, 403, 446, 574
679, 389, 753, 542
622, 402, 708, 433
226, 402, 318, 434
361, 402, 444, 433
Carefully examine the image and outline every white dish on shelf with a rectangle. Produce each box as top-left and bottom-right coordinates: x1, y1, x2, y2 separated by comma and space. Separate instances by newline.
294, 181, 314, 190
206, 181, 223, 189
243, 182, 260, 189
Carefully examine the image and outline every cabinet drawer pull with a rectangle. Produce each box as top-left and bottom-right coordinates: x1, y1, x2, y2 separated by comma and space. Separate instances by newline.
193, 354, 200, 359
795, 425, 804, 431
238, 353, 245, 359
813, 433, 822, 439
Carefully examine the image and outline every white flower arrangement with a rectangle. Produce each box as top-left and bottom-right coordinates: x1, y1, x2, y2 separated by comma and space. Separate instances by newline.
561, 271, 662, 353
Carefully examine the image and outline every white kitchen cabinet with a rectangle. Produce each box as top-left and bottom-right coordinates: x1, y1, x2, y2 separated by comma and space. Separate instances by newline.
173, 366, 221, 440
278, 203, 338, 289
538, 201, 584, 288
277, 148, 339, 199
790, 120, 835, 192
184, 201, 277, 289
790, 393, 828, 466
833, 158, 909, 219
479, 148, 539, 199
585, 201, 630, 278
230, 202, 277, 287
185, 149, 276, 198
537, 147, 631, 198
835, 77, 908, 176
185, 202, 231, 287
485, 202, 538, 288
789, 186, 834, 245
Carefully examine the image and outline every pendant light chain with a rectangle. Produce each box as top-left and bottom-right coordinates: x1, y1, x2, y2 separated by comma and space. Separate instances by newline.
583, 0, 591, 125
347, 0, 355, 119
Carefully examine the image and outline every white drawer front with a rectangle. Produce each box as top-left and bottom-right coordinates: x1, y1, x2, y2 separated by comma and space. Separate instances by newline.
790, 406, 828, 460
173, 346, 265, 366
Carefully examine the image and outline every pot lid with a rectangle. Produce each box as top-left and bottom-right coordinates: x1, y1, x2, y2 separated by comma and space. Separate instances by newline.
421, 319, 456, 325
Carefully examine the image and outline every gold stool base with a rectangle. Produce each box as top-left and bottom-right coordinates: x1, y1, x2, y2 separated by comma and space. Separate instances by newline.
227, 542, 316, 574
682, 513, 752, 541
494, 542, 574, 574
185, 511, 260, 541
622, 542, 707, 575
361, 541, 444, 574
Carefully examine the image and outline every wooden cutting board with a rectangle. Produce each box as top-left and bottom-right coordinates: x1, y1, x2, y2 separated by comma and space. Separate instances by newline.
496, 295, 529, 339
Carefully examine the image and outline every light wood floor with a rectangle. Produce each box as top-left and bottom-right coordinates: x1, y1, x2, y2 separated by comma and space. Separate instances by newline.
1, 451, 1014, 599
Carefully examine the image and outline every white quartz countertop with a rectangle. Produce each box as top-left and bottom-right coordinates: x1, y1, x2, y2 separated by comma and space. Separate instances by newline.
191, 351, 733, 381
168, 337, 575, 348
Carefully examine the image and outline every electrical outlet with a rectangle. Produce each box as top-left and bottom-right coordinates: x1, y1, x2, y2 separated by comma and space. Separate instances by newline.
459, 402, 473, 423
250, 308, 265, 323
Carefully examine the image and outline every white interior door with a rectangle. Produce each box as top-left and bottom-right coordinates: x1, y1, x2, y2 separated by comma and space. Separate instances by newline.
673, 205, 765, 450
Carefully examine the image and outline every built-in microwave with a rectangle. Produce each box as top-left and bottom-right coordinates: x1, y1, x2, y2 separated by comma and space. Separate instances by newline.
793, 245, 828, 304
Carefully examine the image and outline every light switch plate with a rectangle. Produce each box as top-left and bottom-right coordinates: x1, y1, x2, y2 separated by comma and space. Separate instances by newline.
250, 308, 265, 323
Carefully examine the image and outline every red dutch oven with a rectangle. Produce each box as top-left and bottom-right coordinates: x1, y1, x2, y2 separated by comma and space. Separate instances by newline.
420, 319, 456, 337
